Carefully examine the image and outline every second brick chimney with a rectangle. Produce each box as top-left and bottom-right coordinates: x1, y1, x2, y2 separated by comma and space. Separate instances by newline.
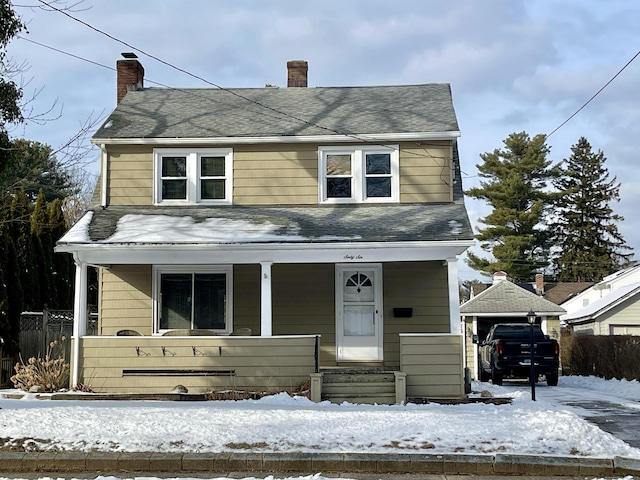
535, 273, 545, 295
116, 53, 144, 103
287, 60, 308, 87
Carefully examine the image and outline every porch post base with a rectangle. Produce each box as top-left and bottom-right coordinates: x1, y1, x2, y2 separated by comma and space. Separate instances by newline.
310, 372, 323, 403
394, 371, 407, 404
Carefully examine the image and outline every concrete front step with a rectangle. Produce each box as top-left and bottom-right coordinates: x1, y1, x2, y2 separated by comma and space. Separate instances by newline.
319, 369, 401, 404
321, 373, 396, 384
322, 381, 396, 395
322, 392, 397, 405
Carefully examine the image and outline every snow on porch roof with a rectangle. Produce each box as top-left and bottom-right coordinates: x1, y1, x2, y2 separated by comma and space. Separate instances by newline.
58, 203, 474, 246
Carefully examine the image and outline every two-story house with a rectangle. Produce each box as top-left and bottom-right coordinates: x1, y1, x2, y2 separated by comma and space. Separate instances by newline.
56, 55, 474, 402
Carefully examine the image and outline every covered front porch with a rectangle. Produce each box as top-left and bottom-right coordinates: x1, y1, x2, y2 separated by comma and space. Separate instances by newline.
57, 205, 472, 401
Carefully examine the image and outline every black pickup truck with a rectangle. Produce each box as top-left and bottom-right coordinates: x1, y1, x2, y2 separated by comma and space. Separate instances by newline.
477, 323, 559, 386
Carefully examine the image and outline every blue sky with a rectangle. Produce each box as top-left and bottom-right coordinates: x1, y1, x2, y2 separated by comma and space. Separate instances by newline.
6, 0, 640, 281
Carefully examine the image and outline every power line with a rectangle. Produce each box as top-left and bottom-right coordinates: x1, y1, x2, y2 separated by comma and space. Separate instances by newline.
546, 49, 640, 139
21, 7, 458, 171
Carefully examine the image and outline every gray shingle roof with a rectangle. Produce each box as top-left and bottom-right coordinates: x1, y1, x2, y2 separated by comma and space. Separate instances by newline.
93, 84, 459, 140
77, 202, 472, 245
460, 280, 566, 315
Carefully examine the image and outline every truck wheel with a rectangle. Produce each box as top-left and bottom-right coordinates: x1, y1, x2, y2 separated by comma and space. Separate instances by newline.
479, 368, 490, 382
546, 372, 558, 386
491, 369, 503, 386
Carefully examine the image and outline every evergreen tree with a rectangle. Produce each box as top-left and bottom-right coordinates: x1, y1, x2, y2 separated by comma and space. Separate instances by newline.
1, 139, 73, 200
10, 188, 37, 311
465, 132, 558, 281
551, 137, 633, 281
47, 198, 74, 308
31, 190, 52, 307
0, 192, 23, 354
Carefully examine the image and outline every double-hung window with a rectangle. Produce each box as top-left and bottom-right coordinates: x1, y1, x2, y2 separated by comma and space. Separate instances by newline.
154, 148, 232, 204
154, 266, 232, 334
319, 146, 399, 203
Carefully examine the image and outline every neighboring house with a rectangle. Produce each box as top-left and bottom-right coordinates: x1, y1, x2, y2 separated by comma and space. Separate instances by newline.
55, 56, 474, 401
562, 265, 640, 335
460, 272, 566, 380
561, 264, 640, 319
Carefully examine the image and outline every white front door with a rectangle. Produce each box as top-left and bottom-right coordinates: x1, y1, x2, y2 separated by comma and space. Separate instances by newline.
336, 264, 383, 361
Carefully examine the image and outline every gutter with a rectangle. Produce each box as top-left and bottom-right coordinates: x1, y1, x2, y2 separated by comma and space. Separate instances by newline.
91, 131, 461, 146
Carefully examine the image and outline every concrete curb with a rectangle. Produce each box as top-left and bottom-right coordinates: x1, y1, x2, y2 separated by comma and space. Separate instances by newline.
0, 452, 638, 476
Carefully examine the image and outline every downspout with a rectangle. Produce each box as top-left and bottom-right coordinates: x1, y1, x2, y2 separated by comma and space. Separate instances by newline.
100, 144, 108, 208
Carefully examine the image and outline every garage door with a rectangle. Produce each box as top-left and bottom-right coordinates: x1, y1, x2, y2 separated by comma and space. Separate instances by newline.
610, 325, 640, 335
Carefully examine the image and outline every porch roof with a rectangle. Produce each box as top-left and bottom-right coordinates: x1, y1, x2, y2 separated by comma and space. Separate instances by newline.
59, 202, 473, 247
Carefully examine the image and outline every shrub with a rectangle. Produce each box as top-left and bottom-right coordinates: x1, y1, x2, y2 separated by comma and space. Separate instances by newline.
11, 337, 70, 392
561, 334, 640, 380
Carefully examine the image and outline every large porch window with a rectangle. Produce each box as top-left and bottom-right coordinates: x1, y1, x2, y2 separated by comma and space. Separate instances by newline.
154, 266, 232, 334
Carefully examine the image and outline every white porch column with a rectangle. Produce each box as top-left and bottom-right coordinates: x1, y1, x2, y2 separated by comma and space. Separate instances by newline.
72, 261, 88, 387
447, 258, 461, 334
260, 261, 273, 337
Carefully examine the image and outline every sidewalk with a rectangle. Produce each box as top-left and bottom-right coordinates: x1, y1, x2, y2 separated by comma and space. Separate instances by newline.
1, 451, 640, 476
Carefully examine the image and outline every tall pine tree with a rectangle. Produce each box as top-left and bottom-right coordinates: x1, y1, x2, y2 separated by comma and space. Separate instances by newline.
465, 132, 558, 281
551, 137, 633, 281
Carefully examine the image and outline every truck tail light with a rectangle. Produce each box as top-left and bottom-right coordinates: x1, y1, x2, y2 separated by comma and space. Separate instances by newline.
554, 343, 559, 355
496, 343, 503, 355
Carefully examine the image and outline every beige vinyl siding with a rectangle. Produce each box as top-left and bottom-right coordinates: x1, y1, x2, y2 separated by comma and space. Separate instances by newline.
400, 334, 464, 398
105, 141, 454, 206
272, 264, 336, 364
233, 144, 318, 204
399, 142, 452, 203
106, 145, 153, 205
383, 261, 450, 366
75, 336, 318, 393
574, 296, 640, 335
99, 265, 152, 335
233, 264, 261, 334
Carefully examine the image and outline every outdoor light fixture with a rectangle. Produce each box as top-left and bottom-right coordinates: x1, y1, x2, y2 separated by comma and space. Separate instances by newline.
527, 309, 536, 401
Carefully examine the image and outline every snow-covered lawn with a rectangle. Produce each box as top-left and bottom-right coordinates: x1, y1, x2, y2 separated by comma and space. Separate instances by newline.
1, 375, 639, 459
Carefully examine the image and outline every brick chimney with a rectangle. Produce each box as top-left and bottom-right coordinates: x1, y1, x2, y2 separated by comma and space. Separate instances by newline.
116, 53, 144, 103
535, 273, 545, 295
287, 60, 308, 87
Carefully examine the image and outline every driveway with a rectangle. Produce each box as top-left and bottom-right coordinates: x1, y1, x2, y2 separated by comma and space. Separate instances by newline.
487, 379, 640, 448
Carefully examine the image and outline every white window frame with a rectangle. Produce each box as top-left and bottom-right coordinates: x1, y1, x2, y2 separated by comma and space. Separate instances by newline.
153, 148, 233, 205
152, 265, 233, 335
318, 145, 399, 203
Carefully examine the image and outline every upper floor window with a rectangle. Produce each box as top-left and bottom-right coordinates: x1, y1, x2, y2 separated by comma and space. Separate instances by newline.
154, 148, 232, 204
319, 146, 399, 203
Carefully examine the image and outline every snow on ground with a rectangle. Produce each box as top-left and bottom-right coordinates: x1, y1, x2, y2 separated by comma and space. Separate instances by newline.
1, 376, 639, 459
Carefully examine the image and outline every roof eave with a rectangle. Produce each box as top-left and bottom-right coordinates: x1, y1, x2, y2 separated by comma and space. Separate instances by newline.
91, 131, 461, 146
55, 238, 475, 254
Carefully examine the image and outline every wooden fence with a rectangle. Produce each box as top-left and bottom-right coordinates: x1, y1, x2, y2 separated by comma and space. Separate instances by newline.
18, 309, 98, 362
1, 310, 97, 388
